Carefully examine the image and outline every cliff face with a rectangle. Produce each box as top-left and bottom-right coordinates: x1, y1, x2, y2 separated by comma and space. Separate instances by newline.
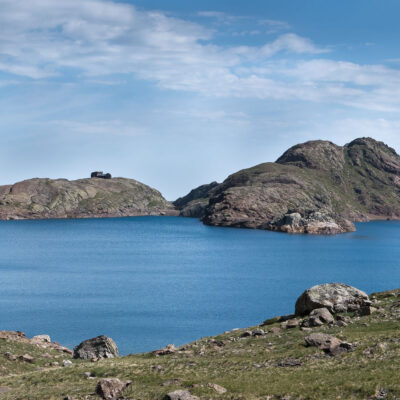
194, 137, 400, 234
0, 177, 176, 220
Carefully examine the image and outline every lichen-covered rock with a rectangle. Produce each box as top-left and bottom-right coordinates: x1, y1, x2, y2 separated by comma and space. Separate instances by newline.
95, 378, 131, 400
295, 283, 370, 316
73, 335, 119, 360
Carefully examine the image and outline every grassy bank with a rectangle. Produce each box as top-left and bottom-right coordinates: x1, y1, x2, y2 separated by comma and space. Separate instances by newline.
0, 289, 399, 399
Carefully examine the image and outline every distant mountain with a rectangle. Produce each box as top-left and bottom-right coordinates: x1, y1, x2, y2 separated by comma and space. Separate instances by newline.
0, 177, 176, 220
177, 137, 400, 234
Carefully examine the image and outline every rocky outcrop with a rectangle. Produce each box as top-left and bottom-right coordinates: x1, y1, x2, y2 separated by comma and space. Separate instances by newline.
0, 331, 72, 354
295, 283, 370, 316
174, 182, 219, 218
73, 335, 119, 360
197, 137, 400, 234
268, 212, 355, 234
0, 177, 176, 220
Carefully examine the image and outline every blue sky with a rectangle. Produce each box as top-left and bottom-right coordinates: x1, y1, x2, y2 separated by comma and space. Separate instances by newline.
1, 0, 400, 199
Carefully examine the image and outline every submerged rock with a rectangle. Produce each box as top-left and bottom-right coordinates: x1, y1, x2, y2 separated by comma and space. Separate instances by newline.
295, 283, 370, 316
73, 335, 119, 360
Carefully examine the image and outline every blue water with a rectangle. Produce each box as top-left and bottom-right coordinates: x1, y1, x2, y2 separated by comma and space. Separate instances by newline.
0, 216, 398, 355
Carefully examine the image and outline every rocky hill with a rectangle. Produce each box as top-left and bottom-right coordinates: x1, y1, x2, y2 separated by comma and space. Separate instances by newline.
0, 177, 176, 220
0, 284, 399, 399
173, 182, 219, 218
178, 137, 400, 234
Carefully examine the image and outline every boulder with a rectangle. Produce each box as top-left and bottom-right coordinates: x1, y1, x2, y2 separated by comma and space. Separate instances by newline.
73, 335, 119, 360
95, 378, 131, 400
282, 319, 300, 329
18, 354, 34, 363
165, 390, 200, 400
63, 360, 72, 367
302, 308, 334, 327
304, 333, 355, 356
295, 283, 370, 316
4, 352, 16, 361
251, 329, 265, 336
208, 383, 227, 394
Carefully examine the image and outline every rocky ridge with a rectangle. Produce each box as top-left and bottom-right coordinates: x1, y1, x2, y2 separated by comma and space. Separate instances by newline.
0, 177, 176, 220
177, 137, 400, 234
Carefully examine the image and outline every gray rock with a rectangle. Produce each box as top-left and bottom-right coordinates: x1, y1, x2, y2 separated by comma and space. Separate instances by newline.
32, 334, 51, 343
63, 360, 72, 367
18, 354, 34, 363
153, 344, 177, 356
96, 378, 131, 400
165, 390, 200, 400
283, 319, 300, 329
304, 333, 355, 356
295, 283, 369, 316
252, 329, 265, 336
4, 352, 16, 361
73, 335, 119, 360
303, 308, 334, 327
240, 331, 252, 338
208, 383, 227, 394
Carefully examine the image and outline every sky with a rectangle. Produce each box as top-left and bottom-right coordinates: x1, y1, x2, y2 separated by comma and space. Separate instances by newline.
1, 0, 400, 200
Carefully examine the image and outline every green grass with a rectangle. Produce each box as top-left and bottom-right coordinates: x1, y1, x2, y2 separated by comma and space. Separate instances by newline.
1, 290, 400, 399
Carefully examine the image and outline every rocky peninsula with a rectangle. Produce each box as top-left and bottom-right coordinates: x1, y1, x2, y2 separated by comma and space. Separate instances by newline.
176, 137, 400, 234
0, 177, 176, 220
0, 283, 399, 399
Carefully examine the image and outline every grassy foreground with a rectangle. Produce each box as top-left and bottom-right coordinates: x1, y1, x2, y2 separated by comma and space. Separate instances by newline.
0, 289, 400, 400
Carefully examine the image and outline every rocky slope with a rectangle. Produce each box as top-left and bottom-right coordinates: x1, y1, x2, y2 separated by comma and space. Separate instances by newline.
1, 284, 400, 399
180, 137, 400, 234
173, 182, 219, 218
0, 177, 176, 220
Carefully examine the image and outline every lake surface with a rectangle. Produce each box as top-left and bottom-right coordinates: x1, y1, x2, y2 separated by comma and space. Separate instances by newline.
0, 216, 399, 354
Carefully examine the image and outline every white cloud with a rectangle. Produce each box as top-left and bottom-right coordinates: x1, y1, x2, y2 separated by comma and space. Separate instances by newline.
261, 33, 328, 56
0, 0, 400, 113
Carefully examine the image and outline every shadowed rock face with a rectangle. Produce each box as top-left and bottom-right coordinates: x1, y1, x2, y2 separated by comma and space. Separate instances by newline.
198, 137, 400, 234
0, 177, 176, 220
